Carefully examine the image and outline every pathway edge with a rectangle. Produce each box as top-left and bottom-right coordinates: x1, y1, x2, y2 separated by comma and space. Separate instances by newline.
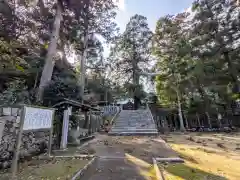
71, 156, 97, 180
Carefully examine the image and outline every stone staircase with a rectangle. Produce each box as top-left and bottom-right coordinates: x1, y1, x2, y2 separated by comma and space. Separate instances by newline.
108, 109, 158, 135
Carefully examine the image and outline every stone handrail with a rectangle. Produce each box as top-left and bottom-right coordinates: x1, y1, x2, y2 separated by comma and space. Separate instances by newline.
109, 108, 121, 126
146, 104, 158, 131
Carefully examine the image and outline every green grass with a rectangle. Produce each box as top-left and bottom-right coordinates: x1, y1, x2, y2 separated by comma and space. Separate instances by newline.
164, 163, 226, 180
1, 158, 89, 180
162, 143, 240, 180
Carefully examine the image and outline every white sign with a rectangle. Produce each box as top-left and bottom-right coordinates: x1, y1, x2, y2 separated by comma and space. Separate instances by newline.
23, 107, 54, 130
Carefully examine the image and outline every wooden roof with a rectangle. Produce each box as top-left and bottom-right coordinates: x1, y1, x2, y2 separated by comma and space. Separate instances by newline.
52, 98, 101, 111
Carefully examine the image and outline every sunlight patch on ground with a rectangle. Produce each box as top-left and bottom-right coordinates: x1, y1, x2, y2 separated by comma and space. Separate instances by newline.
125, 153, 158, 180
163, 143, 240, 180
189, 135, 240, 144
120, 137, 150, 145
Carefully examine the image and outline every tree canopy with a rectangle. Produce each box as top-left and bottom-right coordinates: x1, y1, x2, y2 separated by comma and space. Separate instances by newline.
153, 0, 240, 128
0, 0, 119, 105
1, 0, 240, 128
109, 14, 152, 107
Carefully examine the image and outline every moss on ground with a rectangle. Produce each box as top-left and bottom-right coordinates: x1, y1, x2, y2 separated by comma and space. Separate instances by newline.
0, 158, 89, 180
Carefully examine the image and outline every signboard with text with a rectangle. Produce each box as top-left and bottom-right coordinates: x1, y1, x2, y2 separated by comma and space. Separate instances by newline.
11, 105, 55, 178
23, 107, 54, 130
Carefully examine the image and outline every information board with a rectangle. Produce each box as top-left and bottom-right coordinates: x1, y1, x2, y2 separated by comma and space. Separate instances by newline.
23, 106, 54, 130
12, 105, 55, 178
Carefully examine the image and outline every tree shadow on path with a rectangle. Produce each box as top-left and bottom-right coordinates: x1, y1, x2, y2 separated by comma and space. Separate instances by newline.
164, 163, 228, 180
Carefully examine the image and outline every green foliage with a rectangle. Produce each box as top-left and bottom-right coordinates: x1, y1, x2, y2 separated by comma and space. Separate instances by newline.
154, 0, 240, 117
109, 14, 152, 103
0, 39, 26, 71
0, 80, 31, 105
0, 0, 118, 105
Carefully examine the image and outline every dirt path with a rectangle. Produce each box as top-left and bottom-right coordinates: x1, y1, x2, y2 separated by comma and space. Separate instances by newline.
78, 134, 178, 180
79, 158, 146, 180
79, 134, 177, 161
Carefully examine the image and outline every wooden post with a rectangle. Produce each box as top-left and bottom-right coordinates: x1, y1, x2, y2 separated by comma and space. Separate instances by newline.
88, 112, 91, 134
95, 115, 97, 132
48, 110, 55, 157
96, 116, 98, 131
98, 116, 101, 131
11, 106, 26, 178
60, 108, 70, 150
91, 114, 94, 133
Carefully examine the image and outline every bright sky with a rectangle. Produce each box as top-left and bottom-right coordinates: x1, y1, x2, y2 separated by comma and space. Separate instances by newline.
115, 0, 194, 32
70, 0, 195, 91
105, 0, 194, 57
113, 0, 194, 92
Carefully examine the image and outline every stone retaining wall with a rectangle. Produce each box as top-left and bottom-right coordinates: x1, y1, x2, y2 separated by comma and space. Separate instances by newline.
0, 107, 50, 169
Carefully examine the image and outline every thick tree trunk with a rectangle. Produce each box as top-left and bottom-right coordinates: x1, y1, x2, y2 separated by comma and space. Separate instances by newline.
176, 90, 185, 131
83, 112, 89, 129
88, 114, 92, 134
168, 115, 173, 130
173, 114, 178, 130
36, 2, 62, 102
224, 52, 239, 91
79, 31, 89, 102
196, 80, 212, 128
33, 72, 39, 89
196, 113, 201, 127
224, 52, 240, 115
132, 63, 140, 109
131, 42, 140, 110
205, 112, 212, 129
217, 112, 222, 128
78, 1, 90, 102
183, 112, 189, 129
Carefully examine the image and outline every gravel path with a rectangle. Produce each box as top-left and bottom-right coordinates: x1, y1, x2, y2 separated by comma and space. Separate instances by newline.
80, 157, 146, 180
78, 135, 177, 180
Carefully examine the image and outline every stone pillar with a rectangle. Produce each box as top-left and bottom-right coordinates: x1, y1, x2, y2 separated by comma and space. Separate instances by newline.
97, 116, 100, 131
88, 113, 91, 134
0, 119, 6, 145
60, 107, 71, 150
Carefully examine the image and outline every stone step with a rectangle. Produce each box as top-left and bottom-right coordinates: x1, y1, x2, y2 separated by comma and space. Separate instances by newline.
111, 128, 158, 131
113, 124, 155, 126
113, 125, 154, 127
113, 123, 155, 126
112, 126, 156, 129
114, 120, 154, 124
114, 120, 154, 123
113, 122, 156, 125
113, 123, 154, 126
109, 109, 157, 136
108, 131, 158, 136
111, 126, 156, 129
110, 130, 158, 133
